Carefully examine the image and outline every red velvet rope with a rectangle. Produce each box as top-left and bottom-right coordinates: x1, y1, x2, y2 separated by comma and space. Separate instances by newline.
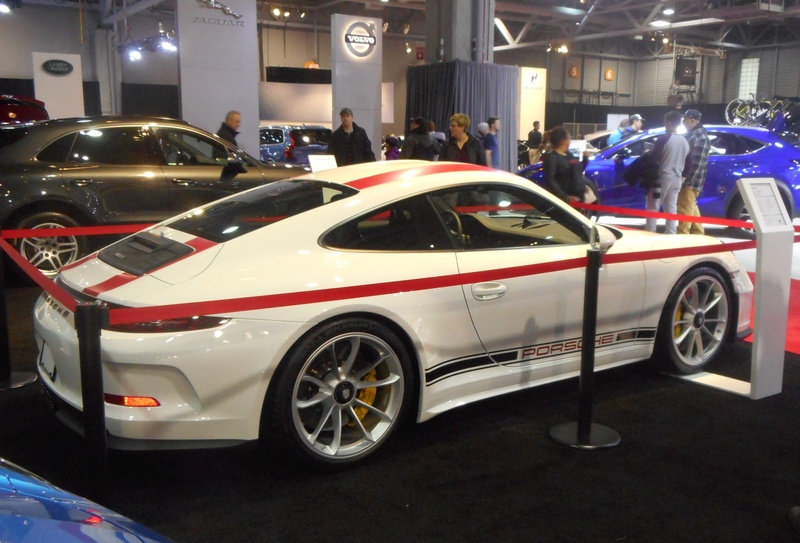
0, 205, 793, 327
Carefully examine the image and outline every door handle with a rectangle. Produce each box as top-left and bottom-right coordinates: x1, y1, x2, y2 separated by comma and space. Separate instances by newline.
69, 179, 94, 187
471, 282, 508, 301
171, 179, 197, 186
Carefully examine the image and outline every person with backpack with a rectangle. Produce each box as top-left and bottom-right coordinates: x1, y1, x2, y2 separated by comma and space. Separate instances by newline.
400, 116, 441, 161
644, 110, 690, 234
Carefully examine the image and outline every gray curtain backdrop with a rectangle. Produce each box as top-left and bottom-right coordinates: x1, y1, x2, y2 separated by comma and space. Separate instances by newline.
406, 60, 520, 172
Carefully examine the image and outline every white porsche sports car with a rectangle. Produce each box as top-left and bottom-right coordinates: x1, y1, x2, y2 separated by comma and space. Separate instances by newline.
34, 161, 754, 467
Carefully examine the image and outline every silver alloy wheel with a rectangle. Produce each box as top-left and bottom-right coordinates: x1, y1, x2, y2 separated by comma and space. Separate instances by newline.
18, 222, 80, 278
668, 274, 729, 368
291, 332, 405, 460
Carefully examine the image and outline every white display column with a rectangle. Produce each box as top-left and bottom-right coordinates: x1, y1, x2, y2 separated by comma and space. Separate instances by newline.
176, 1, 259, 158
331, 14, 383, 161
32, 53, 84, 118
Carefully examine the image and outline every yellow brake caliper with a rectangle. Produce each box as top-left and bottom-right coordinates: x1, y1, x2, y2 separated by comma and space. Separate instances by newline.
350, 369, 377, 426
674, 290, 689, 338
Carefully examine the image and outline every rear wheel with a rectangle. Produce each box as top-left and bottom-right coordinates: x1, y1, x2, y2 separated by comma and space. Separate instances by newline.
265, 318, 413, 468
12, 212, 86, 278
655, 267, 732, 374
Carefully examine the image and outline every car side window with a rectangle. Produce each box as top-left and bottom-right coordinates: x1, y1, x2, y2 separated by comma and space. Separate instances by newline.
429, 184, 587, 250
260, 129, 284, 145
156, 128, 229, 166
324, 194, 453, 251
36, 133, 76, 163
67, 127, 162, 165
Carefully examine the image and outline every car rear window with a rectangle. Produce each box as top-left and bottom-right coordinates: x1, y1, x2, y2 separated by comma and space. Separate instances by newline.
291, 129, 331, 146
166, 179, 356, 243
0, 126, 30, 151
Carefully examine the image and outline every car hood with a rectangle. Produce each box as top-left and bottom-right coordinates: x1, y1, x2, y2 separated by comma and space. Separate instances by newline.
0, 458, 172, 543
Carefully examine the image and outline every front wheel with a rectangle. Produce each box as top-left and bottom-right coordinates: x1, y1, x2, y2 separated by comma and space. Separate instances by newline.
264, 318, 413, 468
655, 267, 732, 374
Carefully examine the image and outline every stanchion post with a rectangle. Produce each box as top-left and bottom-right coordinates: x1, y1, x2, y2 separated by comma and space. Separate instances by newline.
550, 245, 621, 450
76, 301, 110, 493
0, 238, 37, 390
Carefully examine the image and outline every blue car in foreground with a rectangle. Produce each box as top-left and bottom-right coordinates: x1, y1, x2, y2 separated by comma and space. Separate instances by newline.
519, 122, 800, 222
0, 457, 172, 542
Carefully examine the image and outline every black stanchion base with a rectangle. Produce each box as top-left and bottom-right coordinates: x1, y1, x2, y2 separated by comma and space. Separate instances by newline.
0, 371, 38, 391
549, 422, 621, 450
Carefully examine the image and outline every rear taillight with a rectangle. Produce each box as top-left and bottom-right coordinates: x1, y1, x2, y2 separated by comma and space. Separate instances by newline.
104, 394, 160, 407
285, 134, 296, 159
108, 316, 230, 333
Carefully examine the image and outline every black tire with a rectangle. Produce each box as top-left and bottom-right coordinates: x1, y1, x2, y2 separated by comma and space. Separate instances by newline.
580, 177, 601, 220
655, 267, 733, 374
726, 196, 756, 239
12, 212, 86, 278
264, 318, 414, 468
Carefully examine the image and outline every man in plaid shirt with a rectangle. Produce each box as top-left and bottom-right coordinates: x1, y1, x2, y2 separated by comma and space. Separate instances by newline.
678, 109, 710, 234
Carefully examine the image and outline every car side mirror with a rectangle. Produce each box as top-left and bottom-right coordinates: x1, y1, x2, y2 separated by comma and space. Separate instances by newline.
223, 160, 248, 175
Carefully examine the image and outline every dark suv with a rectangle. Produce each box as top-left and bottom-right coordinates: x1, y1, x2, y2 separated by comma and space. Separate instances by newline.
0, 116, 308, 276
259, 125, 331, 164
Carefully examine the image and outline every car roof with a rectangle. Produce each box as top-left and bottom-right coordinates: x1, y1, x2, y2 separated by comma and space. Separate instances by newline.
291, 160, 527, 194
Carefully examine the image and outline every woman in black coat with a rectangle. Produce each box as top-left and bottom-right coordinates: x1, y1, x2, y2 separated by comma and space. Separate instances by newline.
542, 126, 585, 202
439, 113, 487, 166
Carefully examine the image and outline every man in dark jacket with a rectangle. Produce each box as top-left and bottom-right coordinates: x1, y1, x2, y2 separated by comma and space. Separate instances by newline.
400, 117, 441, 161
329, 108, 376, 166
216, 110, 241, 146
439, 113, 487, 166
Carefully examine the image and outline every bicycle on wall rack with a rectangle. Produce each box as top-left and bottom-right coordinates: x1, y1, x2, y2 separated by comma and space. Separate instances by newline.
725, 94, 800, 127
724, 93, 772, 127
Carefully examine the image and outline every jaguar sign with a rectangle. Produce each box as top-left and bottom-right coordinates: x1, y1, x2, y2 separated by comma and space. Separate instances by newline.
344, 21, 377, 58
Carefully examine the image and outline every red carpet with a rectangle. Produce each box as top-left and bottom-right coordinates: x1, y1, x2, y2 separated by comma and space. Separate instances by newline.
744, 274, 800, 355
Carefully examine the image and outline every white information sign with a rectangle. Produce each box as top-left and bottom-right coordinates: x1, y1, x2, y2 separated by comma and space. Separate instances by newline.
677, 178, 793, 399
309, 155, 339, 173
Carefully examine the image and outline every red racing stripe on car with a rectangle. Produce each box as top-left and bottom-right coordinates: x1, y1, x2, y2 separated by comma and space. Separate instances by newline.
346, 163, 489, 190
83, 272, 139, 296
81, 236, 218, 295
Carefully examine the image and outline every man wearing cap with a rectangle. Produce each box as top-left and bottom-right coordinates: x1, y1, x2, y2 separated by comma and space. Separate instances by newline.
679, 109, 710, 234
329, 108, 376, 166
607, 117, 631, 146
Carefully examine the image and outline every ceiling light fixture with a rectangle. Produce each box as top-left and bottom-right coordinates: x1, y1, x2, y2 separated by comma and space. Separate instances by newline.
663, 7, 675, 15
405, 41, 412, 54
0, 3, 11, 13
403, 22, 411, 34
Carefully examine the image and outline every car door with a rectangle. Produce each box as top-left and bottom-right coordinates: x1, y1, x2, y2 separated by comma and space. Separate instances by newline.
585, 135, 658, 209
56, 125, 172, 224
154, 126, 267, 213
430, 183, 646, 378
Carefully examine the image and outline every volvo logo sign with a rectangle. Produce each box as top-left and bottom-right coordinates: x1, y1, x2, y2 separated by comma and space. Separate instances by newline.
344, 21, 377, 58
41, 60, 73, 76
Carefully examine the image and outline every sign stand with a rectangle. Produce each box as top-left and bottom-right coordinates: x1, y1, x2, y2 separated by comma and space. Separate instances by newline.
675, 178, 794, 399
550, 247, 621, 449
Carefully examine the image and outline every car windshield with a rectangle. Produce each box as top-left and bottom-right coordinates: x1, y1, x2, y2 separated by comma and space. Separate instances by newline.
166, 179, 356, 243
